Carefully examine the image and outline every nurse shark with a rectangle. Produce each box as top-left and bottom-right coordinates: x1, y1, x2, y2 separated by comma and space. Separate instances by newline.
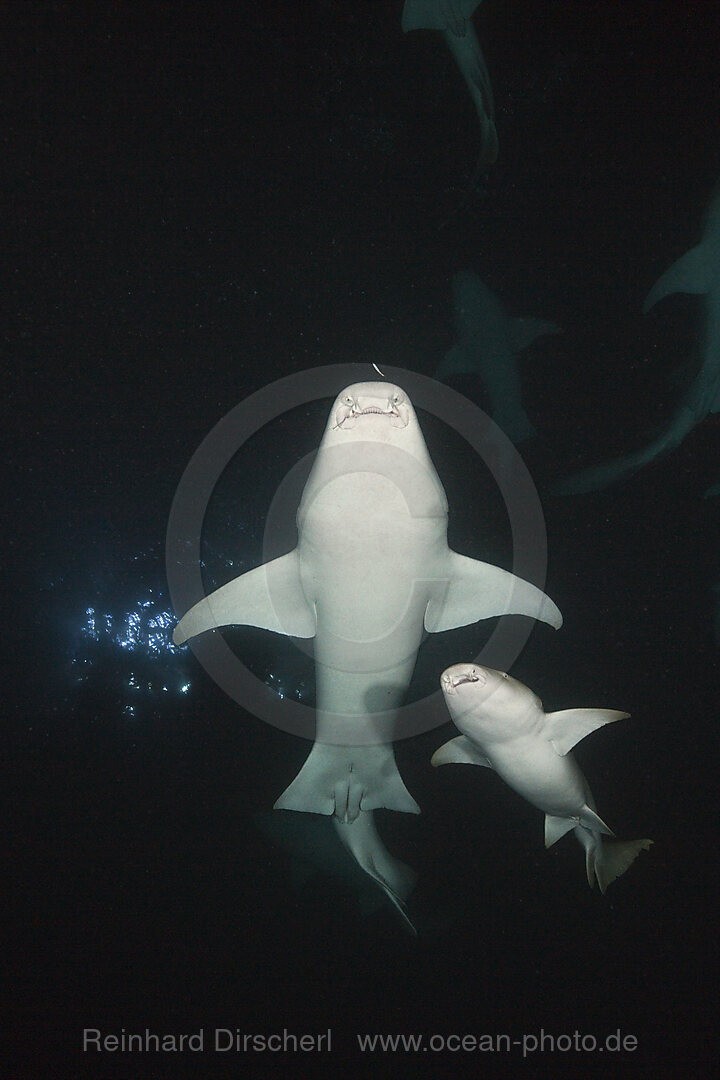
433, 663, 652, 892
555, 186, 720, 494
173, 382, 561, 906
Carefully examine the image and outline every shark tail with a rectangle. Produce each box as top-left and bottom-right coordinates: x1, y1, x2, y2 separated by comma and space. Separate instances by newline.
552, 407, 697, 495
369, 873, 417, 936
332, 813, 418, 936
592, 837, 653, 894
356, 856, 417, 937
579, 831, 653, 893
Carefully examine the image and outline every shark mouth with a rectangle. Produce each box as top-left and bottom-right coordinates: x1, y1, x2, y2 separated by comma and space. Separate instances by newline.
441, 668, 485, 695
334, 393, 410, 431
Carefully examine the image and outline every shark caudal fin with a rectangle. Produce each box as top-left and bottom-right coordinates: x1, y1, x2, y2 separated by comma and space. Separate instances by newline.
574, 826, 653, 892
273, 743, 420, 822
332, 813, 418, 936
592, 837, 653, 894
363, 868, 417, 936
550, 419, 695, 496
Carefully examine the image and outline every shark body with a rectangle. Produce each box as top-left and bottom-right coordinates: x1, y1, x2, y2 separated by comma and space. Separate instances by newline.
555, 187, 720, 494
437, 271, 560, 443
432, 663, 651, 892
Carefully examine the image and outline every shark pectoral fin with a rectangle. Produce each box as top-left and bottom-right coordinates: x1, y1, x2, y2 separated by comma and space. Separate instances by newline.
579, 805, 615, 837
545, 709, 630, 756
172, 551, 315, 645
544, 814, 577, 848
509, 317, 562, 355
431, 735, 493, 768
643, 243, 710, 312
424, 553, 562, 633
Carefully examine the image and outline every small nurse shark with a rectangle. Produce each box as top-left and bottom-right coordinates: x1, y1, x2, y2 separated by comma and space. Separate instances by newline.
432, 663, 652, 892
402, 1, 498, 170
173, 382, 561, 896
555, 186, 720, 494
437, 271, 561, 443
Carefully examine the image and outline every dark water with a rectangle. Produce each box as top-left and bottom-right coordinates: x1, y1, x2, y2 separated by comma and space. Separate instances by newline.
6, 2, 719, 1075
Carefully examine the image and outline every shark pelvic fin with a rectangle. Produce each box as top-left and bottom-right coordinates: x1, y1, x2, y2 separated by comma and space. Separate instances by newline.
544, 708, 630, 756
544, 814, 577, 847
579, 805, 615, 837
545, 807, 613, 849
273, 744, 420, 822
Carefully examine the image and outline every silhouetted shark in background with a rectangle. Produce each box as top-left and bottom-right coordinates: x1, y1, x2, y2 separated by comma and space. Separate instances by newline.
402, 0, 498, 170
555, 186, 720, 494
437, 271, 561, 443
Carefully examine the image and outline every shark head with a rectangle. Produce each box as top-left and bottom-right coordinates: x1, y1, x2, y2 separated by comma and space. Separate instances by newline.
331, 382, 412, 434
440, 662, 541, 732
298, 382, 449, 526
321, 380, 447, 484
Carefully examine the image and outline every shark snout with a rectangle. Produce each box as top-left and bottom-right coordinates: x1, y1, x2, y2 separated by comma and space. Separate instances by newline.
441, 665, 486, 695
333, 384, 410, 430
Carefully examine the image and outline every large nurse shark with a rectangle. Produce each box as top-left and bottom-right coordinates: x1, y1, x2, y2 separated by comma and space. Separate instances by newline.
402, 0, 498, 170
432, 663, 652, 892
173, 382, 561, 907
555, 186, 720, 494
